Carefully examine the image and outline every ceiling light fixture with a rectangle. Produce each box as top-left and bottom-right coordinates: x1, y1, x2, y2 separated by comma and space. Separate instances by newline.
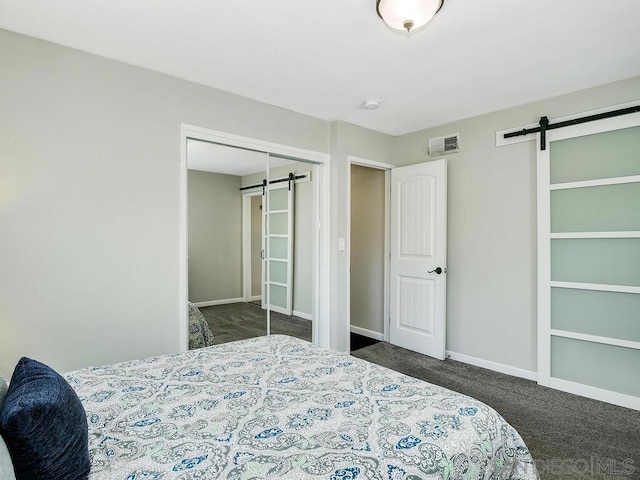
376, 0, 444, 33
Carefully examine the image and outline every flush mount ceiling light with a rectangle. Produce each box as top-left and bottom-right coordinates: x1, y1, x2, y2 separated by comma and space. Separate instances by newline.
376, 0, 444, 33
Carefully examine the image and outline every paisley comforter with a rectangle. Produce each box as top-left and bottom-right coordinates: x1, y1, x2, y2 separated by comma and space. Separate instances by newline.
66, 335, 539, 480
188, 302, 215, 350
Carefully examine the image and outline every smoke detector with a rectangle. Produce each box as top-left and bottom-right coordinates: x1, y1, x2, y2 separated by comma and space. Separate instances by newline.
363, 98, 381, 110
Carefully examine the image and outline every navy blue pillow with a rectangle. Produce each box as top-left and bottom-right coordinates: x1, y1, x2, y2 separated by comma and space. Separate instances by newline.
0, 357, 90, 480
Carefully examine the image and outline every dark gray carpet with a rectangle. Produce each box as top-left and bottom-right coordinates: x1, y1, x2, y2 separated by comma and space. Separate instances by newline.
353, 342, 640, 480
199, 302, 312, 345
200, 303, 640, 480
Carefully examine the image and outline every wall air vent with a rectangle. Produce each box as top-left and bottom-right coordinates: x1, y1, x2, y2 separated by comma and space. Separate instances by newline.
428, 133, 460, 156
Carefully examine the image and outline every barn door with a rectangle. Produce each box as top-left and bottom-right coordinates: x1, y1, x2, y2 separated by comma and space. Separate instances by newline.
538, 113, 640, 410
263, 176, 295, 316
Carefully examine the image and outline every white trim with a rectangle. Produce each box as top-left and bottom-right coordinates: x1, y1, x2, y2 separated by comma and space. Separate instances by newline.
551, 231, 640, 239
537, 131, 552, 384
348, 155, 396, 170
383, 170, 390, 343
293, 310, 313, 321
192, 298, 244, 307
178, 128, 189, 352
550, 329, 640, 351
180, 124, 331, 349
346, 162, 352, 351
446, 350, 538, 382
182, 124, 328, 164
350, 325, 384, 341
551, 174, 640, 190
546, 377, 640, 411
242, 190, 262, 302
496, 100, 640, 147
251, 295, 262, 302
315, 161, 331, 347
551, 281, 640, 294
264, 152, 271, 333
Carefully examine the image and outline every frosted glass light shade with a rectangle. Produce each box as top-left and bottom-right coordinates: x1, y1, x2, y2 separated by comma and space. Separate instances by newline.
377, 0, 444, 32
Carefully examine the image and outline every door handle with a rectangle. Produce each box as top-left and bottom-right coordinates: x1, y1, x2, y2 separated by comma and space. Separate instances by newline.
428, 267, 444, 275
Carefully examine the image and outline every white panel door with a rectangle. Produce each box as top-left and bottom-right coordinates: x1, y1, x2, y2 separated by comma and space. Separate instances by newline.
389, 159, 447, 359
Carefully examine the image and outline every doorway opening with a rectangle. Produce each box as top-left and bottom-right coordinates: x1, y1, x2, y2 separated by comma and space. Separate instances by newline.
347, 157, 393, 352
347, 156, 448, 359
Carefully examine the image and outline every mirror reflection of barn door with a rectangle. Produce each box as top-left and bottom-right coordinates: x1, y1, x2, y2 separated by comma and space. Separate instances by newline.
538, 113, 640, 410
263, 176, 295, 316
389, 159, 447, 360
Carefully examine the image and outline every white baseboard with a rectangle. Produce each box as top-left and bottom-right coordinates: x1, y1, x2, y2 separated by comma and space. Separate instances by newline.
192, 298, 244, 308
293, 310, 313, 321
350, 325, 384, 341
446, 350, 538, 382
250, 295, 262, 302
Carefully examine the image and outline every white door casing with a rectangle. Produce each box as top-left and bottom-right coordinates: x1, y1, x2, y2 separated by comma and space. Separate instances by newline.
242, 191, 262, 303
389, 159, 447, 359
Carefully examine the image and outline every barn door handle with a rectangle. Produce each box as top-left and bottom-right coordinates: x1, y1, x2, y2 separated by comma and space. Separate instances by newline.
428, 267, 444, 275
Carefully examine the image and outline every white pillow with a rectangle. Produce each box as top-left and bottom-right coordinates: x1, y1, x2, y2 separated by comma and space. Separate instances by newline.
0, 435, 17, 480
0, 373, 7, 407
0, 372, 17, 480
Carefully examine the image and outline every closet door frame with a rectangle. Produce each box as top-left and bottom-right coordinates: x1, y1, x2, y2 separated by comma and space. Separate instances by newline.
179, 124, 331, 350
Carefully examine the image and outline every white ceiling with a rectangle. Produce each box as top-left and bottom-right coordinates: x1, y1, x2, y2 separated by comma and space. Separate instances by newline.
1, 0, 639, 136
187, 140, 294, 177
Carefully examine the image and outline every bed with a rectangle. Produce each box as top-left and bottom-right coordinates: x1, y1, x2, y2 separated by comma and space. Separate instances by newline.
56, 335, 538, 479
0, 335, 539, 480
188, 302, 215, 350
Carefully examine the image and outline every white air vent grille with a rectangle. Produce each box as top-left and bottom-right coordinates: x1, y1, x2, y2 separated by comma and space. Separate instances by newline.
428, 133, 460, 156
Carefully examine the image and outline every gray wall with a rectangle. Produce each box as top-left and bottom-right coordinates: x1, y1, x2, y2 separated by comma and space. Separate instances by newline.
291, 170, 314, 316
2, 27, 639, 377
187, 170, 242, 303
329, 121, 397, 351
0, 29, 329, 373
350, 164, 385, 335
393, 76, 640, 373
251, 196, 262, 297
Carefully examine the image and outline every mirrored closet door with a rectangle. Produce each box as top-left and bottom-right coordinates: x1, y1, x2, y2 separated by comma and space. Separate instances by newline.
186, 142, 315, 344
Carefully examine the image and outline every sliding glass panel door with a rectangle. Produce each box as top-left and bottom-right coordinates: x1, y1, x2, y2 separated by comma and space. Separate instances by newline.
538, 117, 640, 410
263, 175, 295, 317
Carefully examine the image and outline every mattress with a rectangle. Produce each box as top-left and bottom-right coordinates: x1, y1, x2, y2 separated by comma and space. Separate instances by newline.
66, 335, 539, 479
